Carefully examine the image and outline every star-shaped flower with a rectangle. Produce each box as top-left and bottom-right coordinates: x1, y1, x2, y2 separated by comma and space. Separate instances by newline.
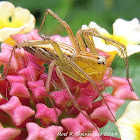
0, 96, 35, 126
26, 122, 63, 140
35, 103, 61, 125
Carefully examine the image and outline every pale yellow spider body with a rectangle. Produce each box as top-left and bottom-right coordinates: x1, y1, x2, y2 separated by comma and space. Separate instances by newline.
74, 51, 106, 82
20, 39, 106, 84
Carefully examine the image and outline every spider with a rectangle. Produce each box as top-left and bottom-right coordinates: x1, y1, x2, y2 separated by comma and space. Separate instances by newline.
7, 9, 132, 138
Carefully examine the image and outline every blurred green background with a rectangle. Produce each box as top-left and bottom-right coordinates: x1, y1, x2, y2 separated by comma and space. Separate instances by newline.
4, 0, 140, 35
2, 0, 140, 138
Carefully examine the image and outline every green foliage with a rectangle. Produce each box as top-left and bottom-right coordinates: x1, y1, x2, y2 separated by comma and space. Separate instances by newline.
0, 65, 4, 77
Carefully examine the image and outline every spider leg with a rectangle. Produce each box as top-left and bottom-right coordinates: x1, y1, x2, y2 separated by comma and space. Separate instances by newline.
45, 60, 60, 125
39, 9, 80, 54
98, 35, 132, 90
82, 28, 133, 91
63, 56, 116, 122
76, 29, 98, 54
45, 60, 56, 93
55, 65, 102, 138
0, 45, 16, 81
14, 40, 64, 63
76, 29, 87, 52
14, 40, 67, 124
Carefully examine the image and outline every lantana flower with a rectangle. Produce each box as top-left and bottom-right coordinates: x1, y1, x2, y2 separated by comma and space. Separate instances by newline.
82, 18, 140, 65
116, 101, 140, 140
0, 29, 138, 139
0, 2, 139, 139
0, 1, 35, 45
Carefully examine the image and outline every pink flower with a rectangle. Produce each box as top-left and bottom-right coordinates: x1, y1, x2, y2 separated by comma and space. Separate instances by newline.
109, 76, 139, 100
51, 35, 72, 46
61, 111, 96, 135
0, 29, 138, 139
28, 80, 47, 98
26, 122, 63, 140
0, 96, 35, 126
7, 75, 30, 98
0, 123, 21, 140
90, 93, 125, 122
35, 103, 61, 125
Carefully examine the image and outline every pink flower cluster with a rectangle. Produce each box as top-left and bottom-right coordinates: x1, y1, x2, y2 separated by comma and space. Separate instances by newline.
0, 29, 138, 140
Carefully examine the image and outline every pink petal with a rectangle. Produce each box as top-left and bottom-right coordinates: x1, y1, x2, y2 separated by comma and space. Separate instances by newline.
24, 50, 45, 66
0, 43, 26, 74
26, 122, 63, 140
66, 76, 89, 93
51, 89, 71, 106
76, 87, 99, 109
19, 65, 39, 82
50, 35, 72, 46
110, 76, 139, 100
35, 103, 61, 124
98, 50, 111, 60
86, 100, 108, 128
0, 43, 18, 71
0, 123, 21, 140
7, 75, 30, 98
11, 29, 43, 44
90, 93, 125, 122
28, 80, 47, 98
18, 52, 45, 81
0, 96, 35, 126
61, 111, 97, 135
